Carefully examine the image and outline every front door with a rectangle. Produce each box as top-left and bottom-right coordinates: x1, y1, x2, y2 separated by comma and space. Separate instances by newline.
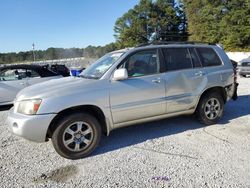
109, 49, 166, 125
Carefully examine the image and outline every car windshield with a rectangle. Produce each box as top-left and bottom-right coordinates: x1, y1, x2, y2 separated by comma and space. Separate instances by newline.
80, 52, 124, 79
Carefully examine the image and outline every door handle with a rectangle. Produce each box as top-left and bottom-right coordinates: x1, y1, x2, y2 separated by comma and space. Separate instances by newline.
152, 78, 161, 83
19, 82, 25, 85
195, 71, 204, 77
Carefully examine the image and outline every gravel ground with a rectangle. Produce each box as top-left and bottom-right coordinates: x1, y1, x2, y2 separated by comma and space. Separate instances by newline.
0, 77, 249, 188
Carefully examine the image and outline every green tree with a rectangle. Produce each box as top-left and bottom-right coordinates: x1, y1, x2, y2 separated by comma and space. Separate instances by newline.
114, 0, 188, 47
45, 48, 57, 60
184, 0, 250, 50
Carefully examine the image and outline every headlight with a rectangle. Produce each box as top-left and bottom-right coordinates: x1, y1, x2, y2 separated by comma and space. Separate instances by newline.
15, 99, 42, 115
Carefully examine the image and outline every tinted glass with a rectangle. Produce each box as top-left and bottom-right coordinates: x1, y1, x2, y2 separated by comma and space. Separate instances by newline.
26, 70, 40, 77
189, 48, 201, 68
162, 48, 192, 71
123, 50, 159, 77
0, 69, 26, 81
196, 48, 222, 67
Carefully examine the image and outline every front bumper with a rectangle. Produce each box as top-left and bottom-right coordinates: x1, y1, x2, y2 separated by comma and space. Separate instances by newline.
7, 108, 56, 142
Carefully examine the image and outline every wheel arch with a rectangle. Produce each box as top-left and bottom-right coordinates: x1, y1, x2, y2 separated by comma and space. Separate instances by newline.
197, 86, 227, 108
46, 105, 109, 139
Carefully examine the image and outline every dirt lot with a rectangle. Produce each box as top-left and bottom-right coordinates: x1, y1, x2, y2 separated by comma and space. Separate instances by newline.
0, 77, 249, 188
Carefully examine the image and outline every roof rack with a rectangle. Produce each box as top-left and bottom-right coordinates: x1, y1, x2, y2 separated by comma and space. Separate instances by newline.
137, 41, 215, 47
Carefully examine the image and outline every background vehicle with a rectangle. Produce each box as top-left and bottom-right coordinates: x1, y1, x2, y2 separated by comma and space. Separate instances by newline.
42, 64, 70, 77
50, 64, 70, 77
8, 42, 237, 159
238, 58, 250, 77
0, 64, 62, 106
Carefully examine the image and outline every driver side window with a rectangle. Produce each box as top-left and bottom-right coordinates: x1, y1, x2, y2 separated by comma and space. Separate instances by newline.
122, 50, 160, 77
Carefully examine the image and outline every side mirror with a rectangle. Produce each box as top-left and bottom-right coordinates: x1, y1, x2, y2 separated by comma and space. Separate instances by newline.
113, 68, 128, 81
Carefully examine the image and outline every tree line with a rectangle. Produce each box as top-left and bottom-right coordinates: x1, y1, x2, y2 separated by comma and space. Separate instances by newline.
0, 0, 249, 64
0, 43, 117, 64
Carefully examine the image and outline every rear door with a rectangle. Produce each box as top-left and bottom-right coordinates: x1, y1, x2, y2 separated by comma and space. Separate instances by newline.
0, 68, 28, 104
161, 47, 207, 113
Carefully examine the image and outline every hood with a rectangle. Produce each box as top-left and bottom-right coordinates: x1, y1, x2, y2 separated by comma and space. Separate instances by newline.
16, 76, 100, 101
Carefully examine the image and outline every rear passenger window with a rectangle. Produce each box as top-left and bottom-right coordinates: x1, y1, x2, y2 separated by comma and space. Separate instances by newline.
162, 48, 192, 71
189, 48, 201, 68
196, 48, 222, 67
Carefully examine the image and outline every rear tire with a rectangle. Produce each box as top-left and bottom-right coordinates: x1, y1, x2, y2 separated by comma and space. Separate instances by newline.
196, 92, 224, 125
52, 113, 101, 159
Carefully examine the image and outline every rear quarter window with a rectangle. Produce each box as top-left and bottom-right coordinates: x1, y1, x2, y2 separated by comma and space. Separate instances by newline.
196, 48, 222, 67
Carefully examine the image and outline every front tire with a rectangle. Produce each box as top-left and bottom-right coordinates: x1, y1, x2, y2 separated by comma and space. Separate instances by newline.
52, 113, 101, 159
196, 92, 224, 125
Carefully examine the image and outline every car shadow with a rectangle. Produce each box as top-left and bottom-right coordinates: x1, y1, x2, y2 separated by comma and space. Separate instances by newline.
91, 115, 202, 157
91, 94, 250, 157
220, 94, 250, 124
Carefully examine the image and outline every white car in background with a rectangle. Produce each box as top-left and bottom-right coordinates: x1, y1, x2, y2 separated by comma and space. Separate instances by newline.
0, 64, 62, 106
238, 58, 250, 77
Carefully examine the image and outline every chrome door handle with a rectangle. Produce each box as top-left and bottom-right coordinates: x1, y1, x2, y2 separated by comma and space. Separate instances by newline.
195, 71, 204, 77
19, 82, 25, 85
152, 78, 161, 83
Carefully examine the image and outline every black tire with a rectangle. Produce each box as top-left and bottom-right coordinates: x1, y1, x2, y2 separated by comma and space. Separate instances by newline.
195, 92, 224, 125
52, 113, 101, 159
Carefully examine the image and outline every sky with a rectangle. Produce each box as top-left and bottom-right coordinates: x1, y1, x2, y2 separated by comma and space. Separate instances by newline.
0, 0, 139, 53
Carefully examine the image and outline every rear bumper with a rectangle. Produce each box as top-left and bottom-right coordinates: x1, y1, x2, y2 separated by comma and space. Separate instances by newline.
225, 83, 238, 101
7, 108, 56, 142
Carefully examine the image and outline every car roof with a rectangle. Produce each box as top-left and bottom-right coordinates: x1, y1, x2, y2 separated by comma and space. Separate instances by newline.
137, 44, 217, 49
110, 48, 133, 54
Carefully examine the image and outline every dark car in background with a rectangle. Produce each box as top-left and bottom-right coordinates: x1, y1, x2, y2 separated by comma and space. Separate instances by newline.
42, 64, 70, 77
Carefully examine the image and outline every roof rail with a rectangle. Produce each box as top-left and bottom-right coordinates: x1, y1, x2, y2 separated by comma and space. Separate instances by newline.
137, 41, 215, 47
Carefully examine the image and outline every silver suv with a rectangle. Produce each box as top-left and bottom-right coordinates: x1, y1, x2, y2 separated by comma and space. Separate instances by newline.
7, 42, 238, 159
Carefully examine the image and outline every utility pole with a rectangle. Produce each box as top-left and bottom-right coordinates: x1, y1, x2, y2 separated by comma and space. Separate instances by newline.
32, 43, 36, 62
